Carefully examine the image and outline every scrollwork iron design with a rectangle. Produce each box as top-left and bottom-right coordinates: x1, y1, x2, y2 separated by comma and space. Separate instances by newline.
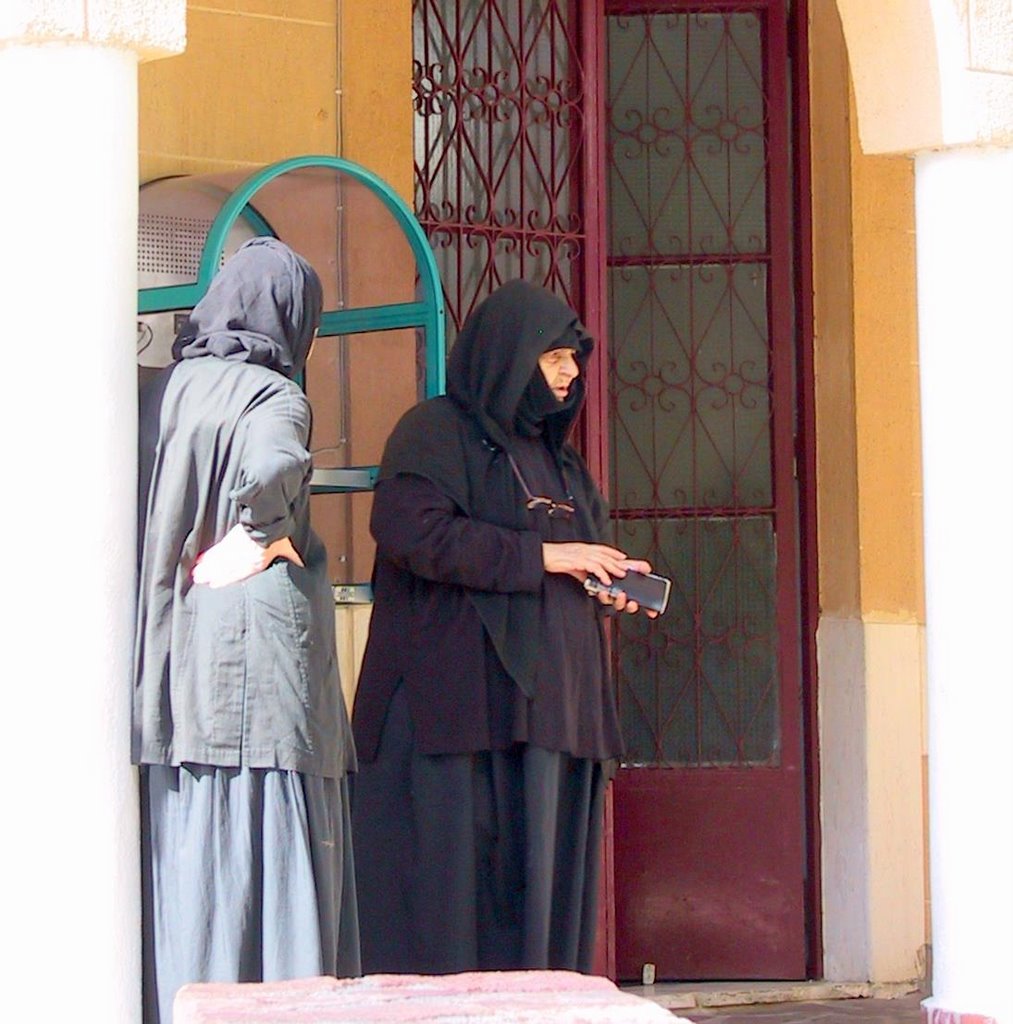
606, 7, 780, 767
413, 0, 586, 336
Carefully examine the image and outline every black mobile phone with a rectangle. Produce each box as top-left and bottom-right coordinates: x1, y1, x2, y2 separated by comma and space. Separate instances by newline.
584, 569, 672, 614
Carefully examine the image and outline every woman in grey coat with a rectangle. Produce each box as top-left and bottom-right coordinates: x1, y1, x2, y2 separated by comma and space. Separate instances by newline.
133, 237, 359, 1024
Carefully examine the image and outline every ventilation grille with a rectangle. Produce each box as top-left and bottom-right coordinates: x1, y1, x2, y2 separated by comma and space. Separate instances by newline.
138, 212, 226, 282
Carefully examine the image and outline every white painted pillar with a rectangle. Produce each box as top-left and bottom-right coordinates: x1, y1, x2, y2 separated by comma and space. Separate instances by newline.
0, 5, 183, 1022
916, 147, 1013, 1024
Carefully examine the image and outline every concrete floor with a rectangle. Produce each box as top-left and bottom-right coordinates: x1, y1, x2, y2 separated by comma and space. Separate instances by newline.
622, 982, 925, 1024
680, 995, 924, 1024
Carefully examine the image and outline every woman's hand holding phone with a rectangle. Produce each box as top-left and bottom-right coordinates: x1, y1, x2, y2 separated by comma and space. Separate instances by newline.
584, 567, 670, 616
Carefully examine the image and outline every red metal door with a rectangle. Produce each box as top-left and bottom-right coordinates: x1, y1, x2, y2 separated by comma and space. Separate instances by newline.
604, 0, 808, 980
411, 0, 813, 982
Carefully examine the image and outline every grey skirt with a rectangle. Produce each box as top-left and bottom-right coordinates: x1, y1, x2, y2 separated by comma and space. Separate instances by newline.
140, 764, 360, 1024
352, 683, 607, 975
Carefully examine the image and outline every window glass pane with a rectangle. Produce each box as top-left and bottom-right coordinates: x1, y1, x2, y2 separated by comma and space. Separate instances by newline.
615, 515, 779, 767
305, 328, 417, 586
610, 263, 772, 511
607, 11, 766, 259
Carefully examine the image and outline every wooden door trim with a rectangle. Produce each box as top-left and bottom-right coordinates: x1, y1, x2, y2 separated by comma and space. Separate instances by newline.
789, 0, 823, 978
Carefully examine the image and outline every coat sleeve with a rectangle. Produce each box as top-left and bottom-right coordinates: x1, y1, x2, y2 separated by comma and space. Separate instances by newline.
371, 474, 545, 593
229, 384, 313, 546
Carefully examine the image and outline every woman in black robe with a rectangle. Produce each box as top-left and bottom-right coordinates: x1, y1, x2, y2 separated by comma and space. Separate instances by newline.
351, 279, 654, 974
134, 238, 359, 1024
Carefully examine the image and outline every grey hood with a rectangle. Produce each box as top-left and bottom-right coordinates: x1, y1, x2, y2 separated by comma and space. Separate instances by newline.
172, 236, 323, 379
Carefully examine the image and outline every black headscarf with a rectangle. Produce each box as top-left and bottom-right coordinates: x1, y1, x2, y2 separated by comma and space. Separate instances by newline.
446, 280, 592, 451
377, 280, 606, 697
172, 236, 323, 379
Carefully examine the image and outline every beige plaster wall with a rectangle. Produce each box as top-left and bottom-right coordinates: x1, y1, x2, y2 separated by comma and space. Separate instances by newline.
810, 0, 860, 622
848, 85, 929, 979
339, 0, 413, 204
811, 2, 923, 625
138, 0, 413, 187
833, 0, 943, 156
850, 129, 924, 626
812, 1, 928, 983
837, 0, 1013, 154
139, 1, 339, 181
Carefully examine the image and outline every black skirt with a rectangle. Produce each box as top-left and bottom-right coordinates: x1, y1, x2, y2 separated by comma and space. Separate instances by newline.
351, 684, 607, 974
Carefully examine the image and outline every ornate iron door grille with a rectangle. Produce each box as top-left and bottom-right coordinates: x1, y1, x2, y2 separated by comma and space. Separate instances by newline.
606, 0, 798, 769
413, 0, 592, 342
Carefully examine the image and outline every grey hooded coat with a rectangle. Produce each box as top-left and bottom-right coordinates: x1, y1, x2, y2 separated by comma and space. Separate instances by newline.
133, 237, 355, 779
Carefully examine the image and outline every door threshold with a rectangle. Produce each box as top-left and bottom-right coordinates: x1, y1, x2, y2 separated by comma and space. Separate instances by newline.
620, 979, 922, 1012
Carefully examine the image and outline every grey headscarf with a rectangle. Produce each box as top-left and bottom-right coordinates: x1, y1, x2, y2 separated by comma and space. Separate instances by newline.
172, 236, 323, 379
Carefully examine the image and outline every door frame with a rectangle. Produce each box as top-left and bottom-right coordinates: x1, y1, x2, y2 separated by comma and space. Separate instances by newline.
788, 0, 822, 981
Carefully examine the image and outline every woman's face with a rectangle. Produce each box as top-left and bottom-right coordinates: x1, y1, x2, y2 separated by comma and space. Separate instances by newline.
538, 347, 580, 402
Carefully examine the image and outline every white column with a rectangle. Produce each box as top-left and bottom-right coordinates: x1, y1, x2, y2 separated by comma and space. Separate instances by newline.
916, 147, 1013, 1024
0, 5, 183, 1022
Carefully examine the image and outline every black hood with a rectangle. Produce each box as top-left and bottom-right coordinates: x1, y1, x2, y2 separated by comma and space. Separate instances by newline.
376, 281, 605, 701
173, 236, 323, 379
446, 280, 593, 451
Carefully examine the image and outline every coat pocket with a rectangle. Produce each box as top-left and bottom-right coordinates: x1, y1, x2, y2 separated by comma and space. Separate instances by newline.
176, 583, 247, 756
244, 559, 330, 760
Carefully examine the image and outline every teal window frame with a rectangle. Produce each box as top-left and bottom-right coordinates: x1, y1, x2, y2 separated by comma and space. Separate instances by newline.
137, 154, 446, 600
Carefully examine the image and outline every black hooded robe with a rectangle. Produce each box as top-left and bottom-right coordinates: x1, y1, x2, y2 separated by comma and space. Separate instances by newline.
134, 238, 359, 1024
351, 280, 623, 974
